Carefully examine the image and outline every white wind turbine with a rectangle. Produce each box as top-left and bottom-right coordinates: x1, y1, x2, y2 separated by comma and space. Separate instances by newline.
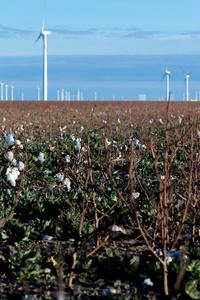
1, 82, 4, 100
11, 85, 14, 101
5, 84, 8, 101
162, 68, 171, 101
182, 70, 192, 101
35, 16, 51, 101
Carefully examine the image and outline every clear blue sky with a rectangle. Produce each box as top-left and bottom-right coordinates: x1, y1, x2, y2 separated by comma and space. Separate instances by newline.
1, 0, 200, 100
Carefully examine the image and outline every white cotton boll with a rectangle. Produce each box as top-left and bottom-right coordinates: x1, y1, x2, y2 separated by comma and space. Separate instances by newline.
12, 168, 20, 180
7, 151, 14, 162
135, 139, 140, 146
141, 144, 147, 149
160, 175, 165, 180
76, 138, 81, 151
17, 161, 25, 171
15, 140, 23, 149
159, 118, 163, 124
106, 140, 111, 146
102, 288, 117, 295
65, 155, 70, 163
79, 125, 84, 133
20, 125, 24, 131
12, 158, 17, 166
142, 278, 154, 286
7, 173, 16, 187
133, 192, 140, 199
70, 134, 75, 141
6, 168, 19, 187
57, 173, 65, 182
82, 147, 87, 152
38, 152, 44, 162
63, 177, 71, 191
102, 120, 107, 123
109, 225, 121, 232
2, 117, 6, 122
7, 133, 15, 146
118, 118, 120, 123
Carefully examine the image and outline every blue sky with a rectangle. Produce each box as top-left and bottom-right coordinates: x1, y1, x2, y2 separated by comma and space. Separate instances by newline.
1, 0, 200, 100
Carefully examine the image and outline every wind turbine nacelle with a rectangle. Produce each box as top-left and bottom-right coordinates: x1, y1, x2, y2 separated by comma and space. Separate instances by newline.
43, 31, 51, 35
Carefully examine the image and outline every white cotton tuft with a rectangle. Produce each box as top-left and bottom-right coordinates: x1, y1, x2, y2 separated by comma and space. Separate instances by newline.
38, 152, 45, 162
76, 138, 81, 151
65, 155, 70, 163
63, 177, 71, 191
6, 167, 20, 187
7, 133, 15, 146
57, 173, 65, 182
17, 161, 25, 171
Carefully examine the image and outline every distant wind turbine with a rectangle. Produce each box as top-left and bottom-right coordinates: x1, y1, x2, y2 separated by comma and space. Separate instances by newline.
162, 68, 171, 101
35, 16, 51, 101
182, 70, 192, 101
1, 82, 4, 100
5, 84, 8, 101
11, 85, 14, 101
38, 87, 40, 101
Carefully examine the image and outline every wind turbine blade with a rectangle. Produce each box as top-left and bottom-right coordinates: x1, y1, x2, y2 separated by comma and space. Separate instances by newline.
42, 15, 45, 32
161, 73, 166, 81
181, 67, 186, 76
34, 33, 42, 45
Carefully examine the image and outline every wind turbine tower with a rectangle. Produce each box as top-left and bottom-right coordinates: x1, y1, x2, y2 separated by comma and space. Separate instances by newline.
162, 68, 171, 100
185, 74, 191, 101
5, 85, 8, 101
38, 87, 40, 101
11, 86, 14, 101
1, 83, 4, 100
35, 17, 51, 101
77, 88, 80, 100
165, 69, 170, 101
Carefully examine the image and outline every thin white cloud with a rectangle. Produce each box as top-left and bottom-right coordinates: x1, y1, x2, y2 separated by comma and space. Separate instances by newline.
0, 25, 34, 38
49, 27, 97, 36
